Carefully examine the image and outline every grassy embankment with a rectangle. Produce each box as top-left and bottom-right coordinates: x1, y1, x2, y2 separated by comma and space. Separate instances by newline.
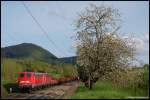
71, 81, 148, 99
1, 58, 77, 97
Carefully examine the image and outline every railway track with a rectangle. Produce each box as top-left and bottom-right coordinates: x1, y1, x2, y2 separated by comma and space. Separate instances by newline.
2, 81, 79, 99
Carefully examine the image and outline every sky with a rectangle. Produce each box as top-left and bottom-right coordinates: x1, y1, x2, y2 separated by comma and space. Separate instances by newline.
1, 1, 149, 65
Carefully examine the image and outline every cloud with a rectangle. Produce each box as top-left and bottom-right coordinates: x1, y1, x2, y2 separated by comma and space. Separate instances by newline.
122, 33, 149, 54
122, 33, 149, 65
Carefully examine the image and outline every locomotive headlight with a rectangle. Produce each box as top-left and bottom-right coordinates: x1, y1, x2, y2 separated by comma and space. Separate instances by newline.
20, 81, 24, 83
25, 81, 30, 83
20, 81, 30, 83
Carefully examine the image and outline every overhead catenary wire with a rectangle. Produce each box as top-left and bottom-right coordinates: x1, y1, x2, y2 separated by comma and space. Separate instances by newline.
21, 1, 68, 57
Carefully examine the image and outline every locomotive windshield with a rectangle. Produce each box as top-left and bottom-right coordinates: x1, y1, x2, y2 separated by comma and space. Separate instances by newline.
20, 73, 24, 78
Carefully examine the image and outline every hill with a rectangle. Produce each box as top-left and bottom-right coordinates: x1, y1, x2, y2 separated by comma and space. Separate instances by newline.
59, 56, 77, 65
1, 43, 60, 64
1, 43, 77, 64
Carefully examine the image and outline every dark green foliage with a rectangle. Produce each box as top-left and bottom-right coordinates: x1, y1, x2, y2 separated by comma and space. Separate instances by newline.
59, 56, 77, 65
77, 64, 88, 82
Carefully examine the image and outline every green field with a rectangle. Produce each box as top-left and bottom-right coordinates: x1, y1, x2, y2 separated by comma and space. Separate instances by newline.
1, 58, 77, 97
71, 81, 148, 99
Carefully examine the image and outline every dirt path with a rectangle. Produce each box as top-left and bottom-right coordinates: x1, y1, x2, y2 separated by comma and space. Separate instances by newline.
61, 81, 79, 99
2, 81, 79, 99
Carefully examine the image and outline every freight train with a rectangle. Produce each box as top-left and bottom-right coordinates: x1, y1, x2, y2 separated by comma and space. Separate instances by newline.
17, 72, 78, 92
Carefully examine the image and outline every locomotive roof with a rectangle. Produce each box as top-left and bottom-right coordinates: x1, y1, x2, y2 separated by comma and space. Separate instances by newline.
18, 72, 48, 74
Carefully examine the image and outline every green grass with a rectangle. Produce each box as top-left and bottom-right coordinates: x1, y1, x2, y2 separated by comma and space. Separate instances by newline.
71, 81, 148, 99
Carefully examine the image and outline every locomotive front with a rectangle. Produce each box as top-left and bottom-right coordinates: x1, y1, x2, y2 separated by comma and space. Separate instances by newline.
18, 72, 33, 90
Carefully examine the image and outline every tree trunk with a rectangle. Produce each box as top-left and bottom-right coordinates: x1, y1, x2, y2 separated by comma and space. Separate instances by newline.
90, 81, 92, 90
88, 76, 92, 90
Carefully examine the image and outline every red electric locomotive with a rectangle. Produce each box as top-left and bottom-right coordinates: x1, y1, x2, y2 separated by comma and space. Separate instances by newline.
18, 71, 78, 92
18, 72, 58, 91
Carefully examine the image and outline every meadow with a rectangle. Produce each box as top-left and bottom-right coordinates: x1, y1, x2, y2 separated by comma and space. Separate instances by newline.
71, 81, 148, 99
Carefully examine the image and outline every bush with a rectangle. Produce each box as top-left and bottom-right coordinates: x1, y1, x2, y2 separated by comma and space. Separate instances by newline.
101, 65, 149, 96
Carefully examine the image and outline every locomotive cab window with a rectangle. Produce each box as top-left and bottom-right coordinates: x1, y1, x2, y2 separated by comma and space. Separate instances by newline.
27, 73, 31, 78
20, 73, 24, 77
